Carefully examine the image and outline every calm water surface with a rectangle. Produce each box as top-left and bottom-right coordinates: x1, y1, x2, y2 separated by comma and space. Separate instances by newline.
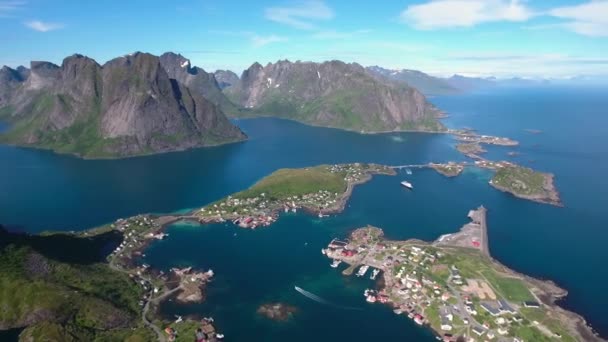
1, 86, 607, 340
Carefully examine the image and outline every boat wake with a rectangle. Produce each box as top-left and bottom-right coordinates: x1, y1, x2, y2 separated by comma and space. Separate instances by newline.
294, 286, 362, 311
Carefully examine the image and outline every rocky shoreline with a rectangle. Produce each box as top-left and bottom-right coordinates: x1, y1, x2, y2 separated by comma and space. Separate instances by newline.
489, 172, 562, 207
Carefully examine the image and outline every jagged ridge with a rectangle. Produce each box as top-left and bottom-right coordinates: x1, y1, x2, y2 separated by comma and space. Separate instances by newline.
0, 52, 246, 158
226, 60, 444, 133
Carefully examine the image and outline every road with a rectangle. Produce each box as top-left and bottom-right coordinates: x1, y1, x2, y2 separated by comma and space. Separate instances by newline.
109, 257, 176, 342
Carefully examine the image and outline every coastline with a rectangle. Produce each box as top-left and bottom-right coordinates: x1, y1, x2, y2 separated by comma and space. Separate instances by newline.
0, 134, 248, 160
323, 207, 602, 341
489, 172, 563, 207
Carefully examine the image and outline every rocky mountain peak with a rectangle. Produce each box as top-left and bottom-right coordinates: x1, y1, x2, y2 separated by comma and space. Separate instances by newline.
0, 52, 246, 158
227, 59, 443, 132
213, 70, 239, 89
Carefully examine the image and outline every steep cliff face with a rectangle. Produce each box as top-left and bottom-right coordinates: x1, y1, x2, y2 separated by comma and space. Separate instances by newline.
0, 52, 245, 158
0, 66, 27, 107
227, 60, 443, 132
159, 52, 238, 115
213, 70, 239, 89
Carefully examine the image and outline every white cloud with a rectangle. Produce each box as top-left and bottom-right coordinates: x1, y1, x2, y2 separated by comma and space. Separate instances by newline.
0, 0, 26, 17
401, 0, 534, 30
24, 20, 63, 32
549, 1, 608, 37
251, 34, 288, 47
265, 0, 333, 30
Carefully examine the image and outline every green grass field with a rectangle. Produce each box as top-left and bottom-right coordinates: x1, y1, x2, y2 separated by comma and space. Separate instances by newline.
492, 165, 546, 196
234, 166, 348, 200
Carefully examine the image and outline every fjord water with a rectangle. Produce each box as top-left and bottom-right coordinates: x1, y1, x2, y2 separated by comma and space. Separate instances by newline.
1, 85, 608, 339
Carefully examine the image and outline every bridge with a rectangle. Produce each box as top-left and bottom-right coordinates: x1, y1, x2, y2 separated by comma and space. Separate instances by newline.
388, 161, 471, 170
387, 163, 432, 169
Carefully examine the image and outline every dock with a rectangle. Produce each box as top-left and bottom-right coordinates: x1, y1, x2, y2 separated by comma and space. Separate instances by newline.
342, 264, 359, 276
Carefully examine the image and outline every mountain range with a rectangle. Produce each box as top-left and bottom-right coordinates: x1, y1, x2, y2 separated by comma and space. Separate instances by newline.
225, 60, 444, 133
0, 53, 463, 159
0, 53, 246, 158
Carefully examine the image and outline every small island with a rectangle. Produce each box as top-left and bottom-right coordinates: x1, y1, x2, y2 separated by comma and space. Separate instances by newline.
257, 303, 298, 321
452, 132, 519, 147
456, 142, 486, 159
429, 162, 466, 177
489, 164, 561, 206
323, 207, 600, 341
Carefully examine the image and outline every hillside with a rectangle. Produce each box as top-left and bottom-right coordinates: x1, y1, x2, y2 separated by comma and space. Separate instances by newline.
0, 52, 246, 158
0, 226, 155, 341
226, 60, 444, 133
366, 65, 459, 95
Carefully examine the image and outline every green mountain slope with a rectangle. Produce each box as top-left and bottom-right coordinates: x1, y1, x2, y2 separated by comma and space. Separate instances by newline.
0, 53, 246, 158
226, 60, 444, 133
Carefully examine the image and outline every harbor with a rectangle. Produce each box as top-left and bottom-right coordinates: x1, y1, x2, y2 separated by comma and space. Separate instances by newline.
322, 207, 599, 342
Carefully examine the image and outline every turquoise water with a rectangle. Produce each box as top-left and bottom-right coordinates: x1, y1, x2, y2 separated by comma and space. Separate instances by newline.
2, 85, 608, 339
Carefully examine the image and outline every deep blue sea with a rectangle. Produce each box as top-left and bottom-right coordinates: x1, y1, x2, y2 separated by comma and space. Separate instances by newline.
1, 85, 607, 340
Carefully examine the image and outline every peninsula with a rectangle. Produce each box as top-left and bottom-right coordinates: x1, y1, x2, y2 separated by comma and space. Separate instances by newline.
323, 207, 601, 342
196, 163, 395, 227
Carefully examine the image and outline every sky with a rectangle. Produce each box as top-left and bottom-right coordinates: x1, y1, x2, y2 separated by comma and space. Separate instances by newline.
0, 0, 607, 78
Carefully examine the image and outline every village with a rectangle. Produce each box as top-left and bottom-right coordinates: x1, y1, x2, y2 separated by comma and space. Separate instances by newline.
195, 163, 395, 229
453, 133, 519, 147
323, 207, 578, 342
105, 215, 222, 341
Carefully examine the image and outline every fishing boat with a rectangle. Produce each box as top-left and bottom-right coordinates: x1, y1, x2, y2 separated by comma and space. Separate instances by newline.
406, 168, 412, 175
370, 269, 380, 280
330, 259, 342, 268
356, 265, 370, 277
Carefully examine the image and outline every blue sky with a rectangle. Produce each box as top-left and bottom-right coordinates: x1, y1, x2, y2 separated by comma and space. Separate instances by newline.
1, 0, 607, 78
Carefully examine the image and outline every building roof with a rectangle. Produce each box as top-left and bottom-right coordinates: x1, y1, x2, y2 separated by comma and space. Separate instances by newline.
480, 301, 501, 316
523, 301, 540, 308
499, 299, 516, 313
472, 326, 485, 335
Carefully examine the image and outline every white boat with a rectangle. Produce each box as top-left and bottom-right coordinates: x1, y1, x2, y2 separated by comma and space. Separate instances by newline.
330, 259, 342, 268
370, 269, 380, 280
321, 248, 326, 255
406, 168, 412, 175
356, 265, 370, 277
401, 180, 413, 189
394, 309, 403, 315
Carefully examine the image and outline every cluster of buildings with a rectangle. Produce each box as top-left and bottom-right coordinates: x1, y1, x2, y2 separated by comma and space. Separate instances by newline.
198, 194, 279, 228
195, 163, 392, 228
456, 134, 518, 146
324, 227, 549, 342
109, 215, 159, 260
328, 163, 391, 183
474, 160, 514, 171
